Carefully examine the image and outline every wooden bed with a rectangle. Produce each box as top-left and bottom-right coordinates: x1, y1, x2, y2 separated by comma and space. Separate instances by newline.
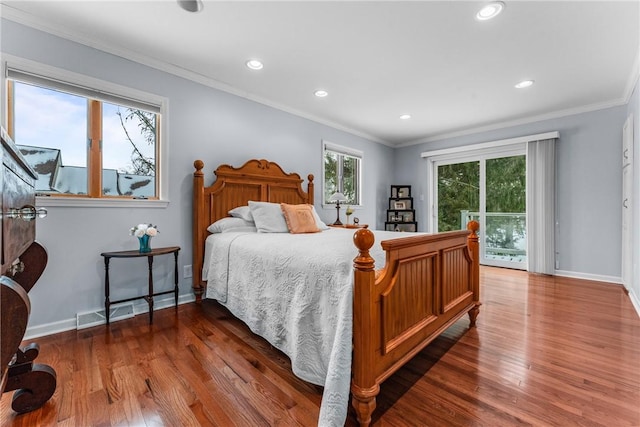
193, 158, 480, 426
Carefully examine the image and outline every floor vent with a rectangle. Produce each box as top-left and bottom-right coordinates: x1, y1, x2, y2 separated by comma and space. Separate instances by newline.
76, 304, 134, 329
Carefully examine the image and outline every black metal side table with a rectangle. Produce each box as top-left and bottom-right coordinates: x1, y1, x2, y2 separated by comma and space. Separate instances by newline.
101, 246, 180, 325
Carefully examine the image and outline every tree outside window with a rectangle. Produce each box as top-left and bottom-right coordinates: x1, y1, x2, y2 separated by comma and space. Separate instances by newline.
323, 144, 361, 205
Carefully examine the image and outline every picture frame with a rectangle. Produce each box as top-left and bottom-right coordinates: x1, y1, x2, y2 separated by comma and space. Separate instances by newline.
397, 223, 417, 232
389, 198, 413, 210
390, 185, 411, 198
386, 222, 417, 232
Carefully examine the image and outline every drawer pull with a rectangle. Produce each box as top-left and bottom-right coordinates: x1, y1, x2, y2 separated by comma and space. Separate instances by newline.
3, 205, 47, 221
5, 208, 20, 219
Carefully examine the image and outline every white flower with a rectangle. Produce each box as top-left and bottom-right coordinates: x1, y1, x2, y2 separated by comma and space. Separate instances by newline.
130, 223, 159, 237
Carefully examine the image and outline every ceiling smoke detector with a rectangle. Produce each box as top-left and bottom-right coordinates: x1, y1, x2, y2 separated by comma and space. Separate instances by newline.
177, 0, 204, 13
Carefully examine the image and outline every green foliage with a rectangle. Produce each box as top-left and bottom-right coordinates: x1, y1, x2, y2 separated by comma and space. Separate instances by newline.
438, 155, 526, 251
485, 156, 526, 250
324, 151, 359, 204
486, 156, 526, 213
438, 161, 479, 232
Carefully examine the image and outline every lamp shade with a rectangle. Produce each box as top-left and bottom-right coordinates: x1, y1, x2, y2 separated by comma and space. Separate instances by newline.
329, 192, 348, 203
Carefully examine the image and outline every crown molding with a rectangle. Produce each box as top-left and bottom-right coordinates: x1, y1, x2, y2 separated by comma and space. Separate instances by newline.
397, 96, 630, 148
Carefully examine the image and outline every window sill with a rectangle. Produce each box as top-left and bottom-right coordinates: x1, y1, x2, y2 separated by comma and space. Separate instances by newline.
321, 204, 363, 210
36, 196, 169, 208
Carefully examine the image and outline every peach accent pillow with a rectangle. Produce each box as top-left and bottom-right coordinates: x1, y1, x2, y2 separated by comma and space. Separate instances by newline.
280, 203, 321, 234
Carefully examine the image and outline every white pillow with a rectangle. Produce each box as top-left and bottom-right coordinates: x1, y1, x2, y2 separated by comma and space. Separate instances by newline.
228, 206, 253, 222
207, 217, 257, 234
248, 201, 289, 233
310, 205, 330, 230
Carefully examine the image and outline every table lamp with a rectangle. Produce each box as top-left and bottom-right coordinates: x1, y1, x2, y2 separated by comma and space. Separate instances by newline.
329, 192, 348, 225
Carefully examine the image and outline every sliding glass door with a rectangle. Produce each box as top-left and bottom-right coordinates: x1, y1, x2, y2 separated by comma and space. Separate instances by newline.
484, 156, 527, 268
435, 152, 526, 270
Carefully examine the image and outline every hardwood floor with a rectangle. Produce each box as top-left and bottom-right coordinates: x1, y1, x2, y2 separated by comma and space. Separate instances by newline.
2, 267, 639, 426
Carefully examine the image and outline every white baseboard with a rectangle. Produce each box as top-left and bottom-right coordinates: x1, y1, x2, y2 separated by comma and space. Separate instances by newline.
554, 269, 622, 285
24, 318, 77, 340
627, 288, 640, 318
23, 293, 196, 340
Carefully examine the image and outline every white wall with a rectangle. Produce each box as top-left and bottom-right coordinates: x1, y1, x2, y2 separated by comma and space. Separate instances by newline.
394, 105, 629, 284
626, 78, 639, 313
1, 19, 395, 337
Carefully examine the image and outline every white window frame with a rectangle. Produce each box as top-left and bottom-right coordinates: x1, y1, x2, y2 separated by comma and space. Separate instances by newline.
2, 55, 169, 208
322, 140, 363, 208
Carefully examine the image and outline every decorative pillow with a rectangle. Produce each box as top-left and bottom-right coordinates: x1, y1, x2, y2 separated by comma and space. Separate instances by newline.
207, 217, 257, 234
310, 205, 330, 230
228, 205, 253, 222
281, 203, 321, 234
248, 201, 290, 233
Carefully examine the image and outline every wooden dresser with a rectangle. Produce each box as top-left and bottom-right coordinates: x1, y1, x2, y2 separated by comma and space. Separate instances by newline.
1, 127, 56, 413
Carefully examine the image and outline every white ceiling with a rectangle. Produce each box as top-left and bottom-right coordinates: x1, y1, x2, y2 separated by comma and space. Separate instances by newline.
2, 1, 639, 146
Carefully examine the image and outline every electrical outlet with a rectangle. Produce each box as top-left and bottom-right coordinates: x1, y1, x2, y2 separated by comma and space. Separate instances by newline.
183, 264, 192, 279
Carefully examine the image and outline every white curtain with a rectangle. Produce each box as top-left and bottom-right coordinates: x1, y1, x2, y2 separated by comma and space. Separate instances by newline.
527, 138, 556, 274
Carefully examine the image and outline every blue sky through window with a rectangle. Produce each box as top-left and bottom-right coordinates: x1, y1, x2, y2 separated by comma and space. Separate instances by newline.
14, 82, 155, 173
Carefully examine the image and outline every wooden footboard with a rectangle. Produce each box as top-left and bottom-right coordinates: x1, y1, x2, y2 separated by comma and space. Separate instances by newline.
351, 221, 480, 426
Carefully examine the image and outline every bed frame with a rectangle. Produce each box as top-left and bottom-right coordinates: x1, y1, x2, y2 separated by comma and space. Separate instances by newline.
193, 159, 480, 426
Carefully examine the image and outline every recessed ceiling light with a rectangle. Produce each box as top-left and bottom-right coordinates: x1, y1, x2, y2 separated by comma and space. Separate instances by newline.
314, 90, 328, 98
476, 2, 505, 21
177, 0, 203, 13
400, 114, 412, 120
246, 59, 264, 70
515, 80, 535, 89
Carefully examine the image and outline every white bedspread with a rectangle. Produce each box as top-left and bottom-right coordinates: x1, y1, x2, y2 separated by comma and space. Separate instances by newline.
203, 228, 402, 426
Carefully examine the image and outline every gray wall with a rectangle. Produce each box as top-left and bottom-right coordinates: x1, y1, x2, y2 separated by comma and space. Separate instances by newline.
1, 19, 394, 336
394, 105, 629, 281
626, 78, 639, 310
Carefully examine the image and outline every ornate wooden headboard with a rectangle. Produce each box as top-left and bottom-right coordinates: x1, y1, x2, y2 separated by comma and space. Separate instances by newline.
192, 159, 315, 299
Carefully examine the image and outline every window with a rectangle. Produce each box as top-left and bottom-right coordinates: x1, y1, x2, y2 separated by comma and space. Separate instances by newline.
5, 64, 162, 200
422, 131, 559, 273
323, 141, 362, 205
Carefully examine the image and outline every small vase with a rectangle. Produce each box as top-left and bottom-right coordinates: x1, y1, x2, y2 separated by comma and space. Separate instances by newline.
138, 235, 152, 253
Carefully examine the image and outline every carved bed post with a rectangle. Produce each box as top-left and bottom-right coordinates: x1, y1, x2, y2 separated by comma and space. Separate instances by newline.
351, 228, 379, 427
193, 160, 205, 302
307, 174, 314, 205
467, 220, 481, 326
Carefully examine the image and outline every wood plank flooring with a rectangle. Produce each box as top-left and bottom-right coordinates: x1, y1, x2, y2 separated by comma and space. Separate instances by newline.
2, 267, 639, 426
